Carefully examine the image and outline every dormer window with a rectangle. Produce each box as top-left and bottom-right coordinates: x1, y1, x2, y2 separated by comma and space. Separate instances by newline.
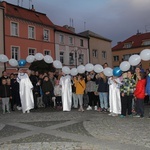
142, 40, 150, 46
123, 42, 132, 48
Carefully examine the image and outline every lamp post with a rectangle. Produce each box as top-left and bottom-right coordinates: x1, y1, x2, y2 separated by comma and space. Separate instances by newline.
71, 48, 82, 68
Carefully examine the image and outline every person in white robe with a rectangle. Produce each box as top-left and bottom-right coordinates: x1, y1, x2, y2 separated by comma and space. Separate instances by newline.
108, 76, 122, 116
59, 74, 72, 111
17, 69, 34, 113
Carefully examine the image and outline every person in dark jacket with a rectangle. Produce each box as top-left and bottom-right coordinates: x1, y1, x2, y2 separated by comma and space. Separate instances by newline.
96, 72, 109, 112
0, 79, 12, 114
134, 72, 146, 118
42, 76, 54, 108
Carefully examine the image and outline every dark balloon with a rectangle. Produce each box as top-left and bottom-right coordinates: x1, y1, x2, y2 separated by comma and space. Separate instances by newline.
113, 67, 122, 77
18, 59, 26, 66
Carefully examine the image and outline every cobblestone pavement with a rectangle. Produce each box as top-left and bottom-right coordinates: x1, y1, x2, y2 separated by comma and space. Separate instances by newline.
0, 105, 150, 150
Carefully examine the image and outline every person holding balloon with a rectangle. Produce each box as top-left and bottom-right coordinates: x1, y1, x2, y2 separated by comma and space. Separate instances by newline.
120, 70, 136, 118
74, 74, 86, 112
108, 75, 122, 116
96, 72, 109, 112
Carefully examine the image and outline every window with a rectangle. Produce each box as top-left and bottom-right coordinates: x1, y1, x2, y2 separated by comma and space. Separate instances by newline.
80, 39, 84, 47
102, 51, 107, 59
43, 29, 49, 41
69, 37, 73, 45
11, 46, 19, 60
44, 50, 51, 55
60, 52, 64, 64
123, 54, 131, 61
123, 43, 132, 48
113, 55, 119, 61
28, 48, 35, 55
59, 35, 64, 43
142, 40, 150, 46
11, 22, 18, 36
69, 53, 74, 64
28, 26, 35, 39
92, 49, 98, 58
79, 53, 84, 64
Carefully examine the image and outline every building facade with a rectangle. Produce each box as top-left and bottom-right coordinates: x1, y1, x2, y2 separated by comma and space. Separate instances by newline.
1, 1, 55, 73
79, 30, 112, 67
112, 32, 150, 70
55, 25, 89, 68
0, 4, 4, 75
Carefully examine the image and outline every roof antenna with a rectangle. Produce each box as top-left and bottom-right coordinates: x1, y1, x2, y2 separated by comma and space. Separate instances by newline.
72, 19, 74, 27
69, 18, 71, 26
29, 0, 32, 9
21, 0, 23, 7
17, 0, 20, 6
84, 21, 86, 31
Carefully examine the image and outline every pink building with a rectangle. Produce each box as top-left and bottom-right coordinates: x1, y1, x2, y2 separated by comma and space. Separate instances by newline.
1, 1, 55, 73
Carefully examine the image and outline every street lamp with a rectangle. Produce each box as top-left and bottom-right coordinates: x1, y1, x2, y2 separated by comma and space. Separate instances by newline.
70, 48, 83, 67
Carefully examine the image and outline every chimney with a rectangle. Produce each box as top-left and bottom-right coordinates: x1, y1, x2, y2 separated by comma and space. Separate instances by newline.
31, 4, 35, 11
117, 41, 122, 45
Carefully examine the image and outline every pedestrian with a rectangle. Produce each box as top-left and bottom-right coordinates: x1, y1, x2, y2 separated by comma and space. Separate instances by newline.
74, 74, 86, 112
59, 73, 72, 111
72, 76, 78, 108
0, 78, 12, 114
17, 69, 34, 113
96, 72, 109, 112
42, 76, 54, 108
134, 72, 146, 118
11, 73, 22, 111
54, 80, 62, 110
108, 76, 122, 116
146, 72, 150, 117
120, 70, 136, 118
86, 74, 97, 111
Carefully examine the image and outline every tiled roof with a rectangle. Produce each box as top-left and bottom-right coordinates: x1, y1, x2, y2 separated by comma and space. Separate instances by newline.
1, 1, 54, 27
79, 30, 112, 42
112, 32, 150, 51
54, 25, 75, 34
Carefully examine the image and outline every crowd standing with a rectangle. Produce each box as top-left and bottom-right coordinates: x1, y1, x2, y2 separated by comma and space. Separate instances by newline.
0, 64, 150, 119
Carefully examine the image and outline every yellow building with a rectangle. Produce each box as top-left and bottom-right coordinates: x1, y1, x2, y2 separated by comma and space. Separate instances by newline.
79, 30, 112, 67
112, 32, 150, 71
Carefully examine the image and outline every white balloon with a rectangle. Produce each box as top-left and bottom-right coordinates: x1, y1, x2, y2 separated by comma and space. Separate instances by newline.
85, 63, 94, 72
103, 67, 113, 77
53, 60, 62, 69
140, 49, 150, 61
77, 65, 85, 74
44, 55, 53, 63
9, 59, 18, 67
0, 54, 8, 62
35, 53, 43, 60
129, 54, 141, 66
120, 61, 130, 72
70, 68, 78, 76
94, 64, 103, 73
26, 55, 35, 63
62, 66, 70, 75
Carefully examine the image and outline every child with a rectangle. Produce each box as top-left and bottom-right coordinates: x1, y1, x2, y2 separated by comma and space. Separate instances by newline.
54, 80, 62, 110
134, 72, 146, 118
0, 79, 12, 114
42, 76, 54, 108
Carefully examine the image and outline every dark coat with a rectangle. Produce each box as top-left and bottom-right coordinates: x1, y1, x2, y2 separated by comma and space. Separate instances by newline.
0, 84, 12, 98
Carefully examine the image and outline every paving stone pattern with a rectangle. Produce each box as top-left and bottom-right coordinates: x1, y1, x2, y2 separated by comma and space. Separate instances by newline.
0, 106, 150, 150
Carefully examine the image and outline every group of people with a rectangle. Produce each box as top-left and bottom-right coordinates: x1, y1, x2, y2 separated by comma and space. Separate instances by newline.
0, 64, 150, 119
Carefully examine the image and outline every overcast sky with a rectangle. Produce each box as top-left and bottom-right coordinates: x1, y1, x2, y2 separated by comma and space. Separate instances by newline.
3, 0, 150, 46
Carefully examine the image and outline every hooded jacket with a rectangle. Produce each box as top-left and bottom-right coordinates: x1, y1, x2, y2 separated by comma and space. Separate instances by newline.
134, 79, 146, 99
